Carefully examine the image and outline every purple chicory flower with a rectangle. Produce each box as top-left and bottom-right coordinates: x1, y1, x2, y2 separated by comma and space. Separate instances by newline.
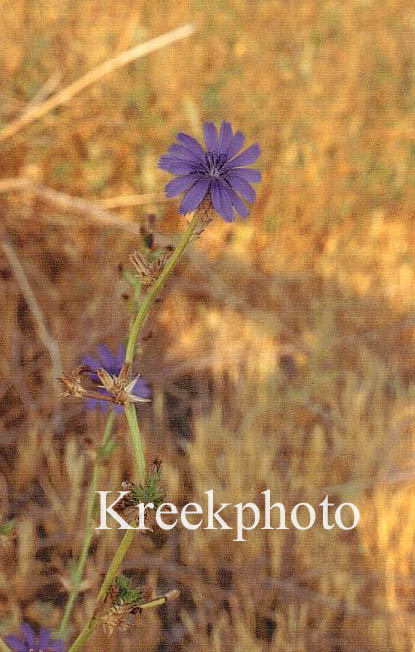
81, 344, 151, 413
158, 121, 261, 222
4, 623, 66, 652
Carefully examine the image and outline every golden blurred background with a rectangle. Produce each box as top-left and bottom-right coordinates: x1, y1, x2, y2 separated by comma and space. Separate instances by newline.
1, 1, 415, 650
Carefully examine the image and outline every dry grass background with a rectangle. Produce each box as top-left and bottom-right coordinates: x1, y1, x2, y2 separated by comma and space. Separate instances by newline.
1, 0, 415, 650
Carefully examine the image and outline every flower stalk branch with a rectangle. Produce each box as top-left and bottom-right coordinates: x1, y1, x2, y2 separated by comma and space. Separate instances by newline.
123, 210, 200, 479
125, 210, 200, 364
125, 404, 146, 482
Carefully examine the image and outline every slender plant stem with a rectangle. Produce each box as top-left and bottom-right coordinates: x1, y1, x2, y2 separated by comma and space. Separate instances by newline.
58, 411, 116, 638
68, 210, 201, 652
125, 211, 200, 364
140, 592, 177, 610
125, 404, 146, 481
68, 529, 135, 652
96, 529, 136, 603
0, 638, 12, 652
124, 211, 200, 478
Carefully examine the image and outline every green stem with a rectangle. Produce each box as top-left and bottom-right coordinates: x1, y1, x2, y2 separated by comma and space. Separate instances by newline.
125, 404, 146, 482
96, 529, 136, 602
58, 411, 115, 638
140, 595, 174, 611
0, 638, 12, 652
125, 211, 200, 364
124, 211, 200, 479
69, 211, 201, 652
68, 529, 135, 652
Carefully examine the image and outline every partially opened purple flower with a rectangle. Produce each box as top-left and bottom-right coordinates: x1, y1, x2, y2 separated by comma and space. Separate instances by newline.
158, 121, 261, 222
81, 344, 151, 413
4, 623, 66, 652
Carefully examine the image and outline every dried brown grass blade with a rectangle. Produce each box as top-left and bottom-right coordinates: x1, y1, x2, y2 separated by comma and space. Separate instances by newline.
0, 23, 196, 143
0, 177, 143, 235
0, 223, 63, 387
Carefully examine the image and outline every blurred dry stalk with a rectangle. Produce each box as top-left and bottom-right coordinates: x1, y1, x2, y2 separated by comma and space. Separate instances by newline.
1, 0, 415, 650
0, 23, 195, 143
0, 222, 63, 387
98, 193, 170, 209
0, 177, 145, 235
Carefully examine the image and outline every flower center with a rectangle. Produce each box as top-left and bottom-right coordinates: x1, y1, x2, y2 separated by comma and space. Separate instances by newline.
204, 151, 226, 178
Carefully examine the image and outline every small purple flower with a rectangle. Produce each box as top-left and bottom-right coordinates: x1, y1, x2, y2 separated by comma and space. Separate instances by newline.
158, 121, 261, 222
81, 344, 151, 413
4, 623, 66, 652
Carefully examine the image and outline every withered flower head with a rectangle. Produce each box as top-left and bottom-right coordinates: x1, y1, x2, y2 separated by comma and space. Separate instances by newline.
102, 575, 143, 636
81, 344, 151, 412
130, 248, 170, 287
